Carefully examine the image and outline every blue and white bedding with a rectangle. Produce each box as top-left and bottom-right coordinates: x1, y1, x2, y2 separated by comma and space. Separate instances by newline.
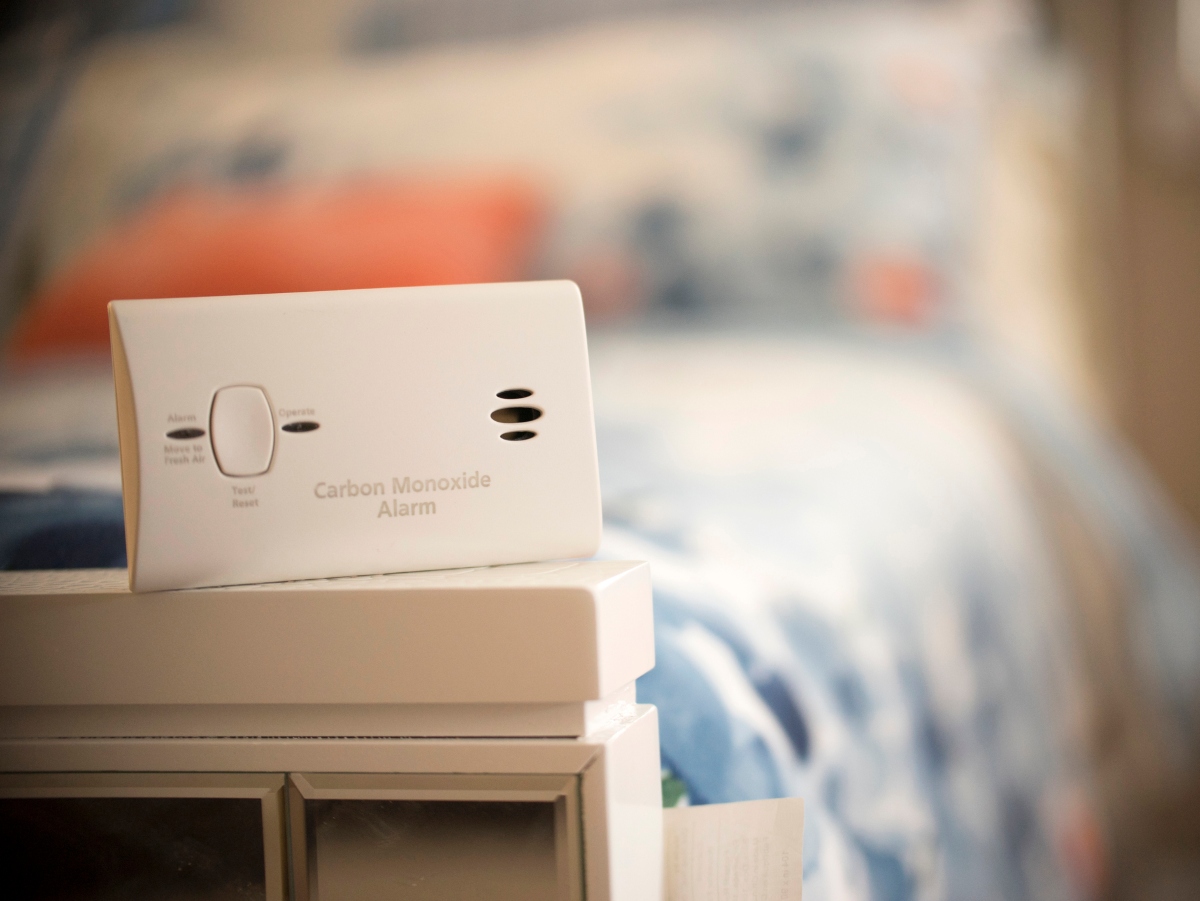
592, 335, 1200, 901
593, 335, 1082, 901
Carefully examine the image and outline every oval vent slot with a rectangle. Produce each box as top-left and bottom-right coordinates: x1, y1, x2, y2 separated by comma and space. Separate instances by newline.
501, 430, 537, 441
497, 388, 533, 399
491, 406, 542, 424
166, 427, 205, 440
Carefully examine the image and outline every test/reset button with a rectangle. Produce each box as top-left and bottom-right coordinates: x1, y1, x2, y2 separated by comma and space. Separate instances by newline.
210, 386, 274, 477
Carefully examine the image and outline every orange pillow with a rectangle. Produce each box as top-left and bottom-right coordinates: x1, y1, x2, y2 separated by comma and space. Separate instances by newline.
8, 176, 546, 361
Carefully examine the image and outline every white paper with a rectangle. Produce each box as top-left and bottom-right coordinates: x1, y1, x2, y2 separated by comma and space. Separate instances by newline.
664, 797, 805, 901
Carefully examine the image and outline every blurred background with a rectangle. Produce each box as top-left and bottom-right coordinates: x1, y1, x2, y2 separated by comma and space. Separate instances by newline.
0, 1, 1198, 899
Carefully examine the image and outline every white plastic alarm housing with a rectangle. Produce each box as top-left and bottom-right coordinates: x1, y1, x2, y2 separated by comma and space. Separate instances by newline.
109, 281, 602, 592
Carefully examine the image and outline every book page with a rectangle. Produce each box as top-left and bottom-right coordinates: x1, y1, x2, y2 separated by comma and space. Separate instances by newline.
664, 797, 804, 900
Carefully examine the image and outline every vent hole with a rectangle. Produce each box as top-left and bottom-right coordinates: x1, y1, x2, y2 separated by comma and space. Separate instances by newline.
166, 427, 205, 440
491, 406, 542, 424
282, 421, 320, 433
501, 430, 537, 441
497, 388, 533, 399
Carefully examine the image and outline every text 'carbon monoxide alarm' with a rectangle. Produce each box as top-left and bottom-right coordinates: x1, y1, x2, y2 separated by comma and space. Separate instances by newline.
109, 281, 601, 591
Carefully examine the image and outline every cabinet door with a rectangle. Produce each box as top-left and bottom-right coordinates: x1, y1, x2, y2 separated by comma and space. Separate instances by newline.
289, 773, 582, 901
0, 772, 287, 901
